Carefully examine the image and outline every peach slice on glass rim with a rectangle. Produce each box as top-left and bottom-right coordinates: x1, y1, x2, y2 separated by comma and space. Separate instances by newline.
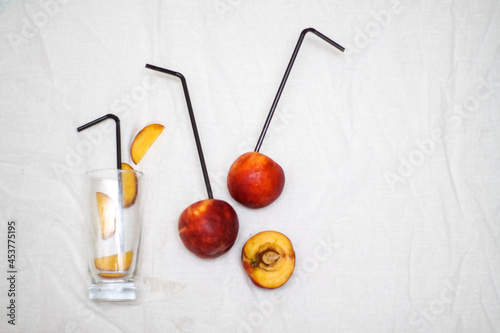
241, 230, 295, 289
121, 163, 138, 208
130, 123, 165, 164
96, 192, 117, 240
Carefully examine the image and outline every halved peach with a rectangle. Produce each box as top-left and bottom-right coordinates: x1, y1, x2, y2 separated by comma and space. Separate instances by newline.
94, 251, 133, 278
96, 192, 116, 240
241, 231, 295, 289
121, 163, 138, 208
130, 124, 165, 164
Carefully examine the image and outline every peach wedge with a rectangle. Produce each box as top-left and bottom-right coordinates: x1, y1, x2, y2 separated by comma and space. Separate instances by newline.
130, 124, 165, 164
96, 192, 117, 240
94, 251, 133, 278
242, 231, 295, 289
121, 163, 138, 208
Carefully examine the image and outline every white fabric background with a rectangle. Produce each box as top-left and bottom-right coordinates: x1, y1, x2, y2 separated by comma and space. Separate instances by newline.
1, 0, 499, 332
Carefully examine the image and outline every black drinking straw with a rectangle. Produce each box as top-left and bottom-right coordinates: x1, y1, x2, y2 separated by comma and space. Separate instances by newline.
77, 114, 124, 252
77, 114, 122, 169
145, 64, 214, 200
254, 28, 345, 152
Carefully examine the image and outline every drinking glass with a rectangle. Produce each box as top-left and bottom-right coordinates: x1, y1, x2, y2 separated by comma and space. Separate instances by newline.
84, 168, 144, 301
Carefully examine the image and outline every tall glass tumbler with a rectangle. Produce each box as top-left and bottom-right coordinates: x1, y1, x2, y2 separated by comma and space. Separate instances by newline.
85, 169, 144, 301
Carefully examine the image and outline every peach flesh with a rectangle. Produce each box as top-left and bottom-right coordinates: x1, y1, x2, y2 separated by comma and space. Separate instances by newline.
121, 163, 138, 208
94, 251, 133, 278
130, 123, 165, 164
96, 192, 116, 240
241, 231, 295, 289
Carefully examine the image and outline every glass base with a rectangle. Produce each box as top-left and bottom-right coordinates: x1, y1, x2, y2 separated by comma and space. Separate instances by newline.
89, 282, 136, 301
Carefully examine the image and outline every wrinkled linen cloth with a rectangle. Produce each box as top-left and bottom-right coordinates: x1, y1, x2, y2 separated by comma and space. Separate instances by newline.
0, 0, 499, 332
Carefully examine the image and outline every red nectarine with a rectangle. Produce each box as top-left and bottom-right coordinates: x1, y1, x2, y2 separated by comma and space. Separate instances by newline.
178, 199, 239, 259
227, 152, 285, 209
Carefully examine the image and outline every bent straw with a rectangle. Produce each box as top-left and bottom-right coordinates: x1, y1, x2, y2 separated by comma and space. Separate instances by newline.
254, 28, 345, 152
77, 114, 124, 253
145, 63, 214, 200
77, 114, 122, 169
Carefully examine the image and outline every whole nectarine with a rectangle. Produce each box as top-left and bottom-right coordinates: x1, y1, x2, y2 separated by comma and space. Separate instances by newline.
227, 152, 285, 209
178, 199, 239, 259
